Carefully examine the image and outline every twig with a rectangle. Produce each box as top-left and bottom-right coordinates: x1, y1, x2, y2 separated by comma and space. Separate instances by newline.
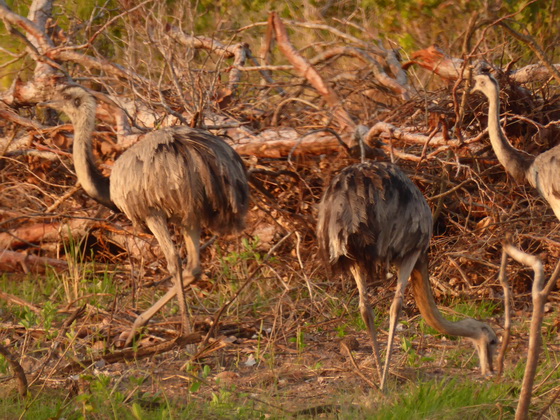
29, 305, 87, 386
536, 386, 560, 420
45, 184, 81, 213
340, 341, 380, 391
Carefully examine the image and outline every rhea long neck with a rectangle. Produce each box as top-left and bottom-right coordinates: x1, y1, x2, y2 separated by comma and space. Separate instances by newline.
485, 85, 534, 183
71, 107, 117, 211
410, 257, 484, 339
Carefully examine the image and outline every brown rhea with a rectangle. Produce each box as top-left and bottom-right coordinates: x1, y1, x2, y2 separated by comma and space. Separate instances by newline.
47, 84, 249, 346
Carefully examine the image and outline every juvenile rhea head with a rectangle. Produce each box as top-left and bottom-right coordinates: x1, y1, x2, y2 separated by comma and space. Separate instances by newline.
47, 85, 97, 121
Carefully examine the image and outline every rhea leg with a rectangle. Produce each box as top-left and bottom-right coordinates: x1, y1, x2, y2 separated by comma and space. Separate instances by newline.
350, 263, 383, 382
380, 251, 420, 390
125, 215, 191, 346
182, 226, 201, 279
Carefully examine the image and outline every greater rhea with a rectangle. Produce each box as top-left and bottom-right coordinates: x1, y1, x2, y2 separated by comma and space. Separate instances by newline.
317, 160, 497, 390
471, 70, 560, 221
46, 84, 249, 346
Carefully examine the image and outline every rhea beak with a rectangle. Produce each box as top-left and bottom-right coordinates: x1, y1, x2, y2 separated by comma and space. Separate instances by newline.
469, 78, 480, 95
38, 99, 64, 111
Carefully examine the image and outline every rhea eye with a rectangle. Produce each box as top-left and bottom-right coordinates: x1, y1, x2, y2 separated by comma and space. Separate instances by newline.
73, 97, 81, 107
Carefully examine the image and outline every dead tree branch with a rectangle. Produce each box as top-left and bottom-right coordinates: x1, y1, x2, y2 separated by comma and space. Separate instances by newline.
496, 247, 512, 377
501, 239, 560, 420
269, 12, 355, 131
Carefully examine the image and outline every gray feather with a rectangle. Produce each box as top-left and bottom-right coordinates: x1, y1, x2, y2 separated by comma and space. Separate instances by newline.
110, 127, 249, 234
317, 161, 432, 273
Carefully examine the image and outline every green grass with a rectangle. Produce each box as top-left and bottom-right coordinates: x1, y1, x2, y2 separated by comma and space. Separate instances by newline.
0, 372, 519, 420
340, 378, 515, 419
2, 255, 558, 419
0, 373, 273, 420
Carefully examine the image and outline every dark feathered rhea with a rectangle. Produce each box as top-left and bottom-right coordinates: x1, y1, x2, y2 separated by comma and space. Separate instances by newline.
316, 160, 497, 391
317, 161, 432, 274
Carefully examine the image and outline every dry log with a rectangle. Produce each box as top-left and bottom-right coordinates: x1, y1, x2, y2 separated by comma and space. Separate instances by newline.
509, 63, 560, 84
232, 128, 348, 158
0, 249, 68, 273
0, 218, 92, 250
229, 122, 490, 160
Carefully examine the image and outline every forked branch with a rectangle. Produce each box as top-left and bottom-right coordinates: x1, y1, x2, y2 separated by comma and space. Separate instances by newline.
501, 239, 560, 420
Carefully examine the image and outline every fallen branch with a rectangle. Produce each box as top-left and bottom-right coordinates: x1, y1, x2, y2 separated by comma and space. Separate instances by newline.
0, 290, 42, 314
230, 123, 487, 160
0, 218, 93, 250
0, 250, 68, 273
57, 333, 201, 374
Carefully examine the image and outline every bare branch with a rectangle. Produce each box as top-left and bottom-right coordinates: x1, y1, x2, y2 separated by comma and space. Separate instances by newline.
501, 238, 558, 420
0, 0, 54, 53
270, 12, 355, 131
496, 248, 511, 377
499, 21, 560, 86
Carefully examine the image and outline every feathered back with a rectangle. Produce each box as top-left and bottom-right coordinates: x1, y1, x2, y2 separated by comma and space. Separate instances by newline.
317, 161, 432, 273
110, 126, 249, 234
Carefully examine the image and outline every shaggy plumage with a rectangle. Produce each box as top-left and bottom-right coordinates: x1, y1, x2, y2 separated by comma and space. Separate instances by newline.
317, 161, 497, 390
47, 84, 249, 346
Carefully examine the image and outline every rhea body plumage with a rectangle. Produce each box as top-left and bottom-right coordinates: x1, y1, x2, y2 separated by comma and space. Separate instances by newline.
471, 72, 560, 221
317, 161, 497, 390
47, 84, 249, 345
